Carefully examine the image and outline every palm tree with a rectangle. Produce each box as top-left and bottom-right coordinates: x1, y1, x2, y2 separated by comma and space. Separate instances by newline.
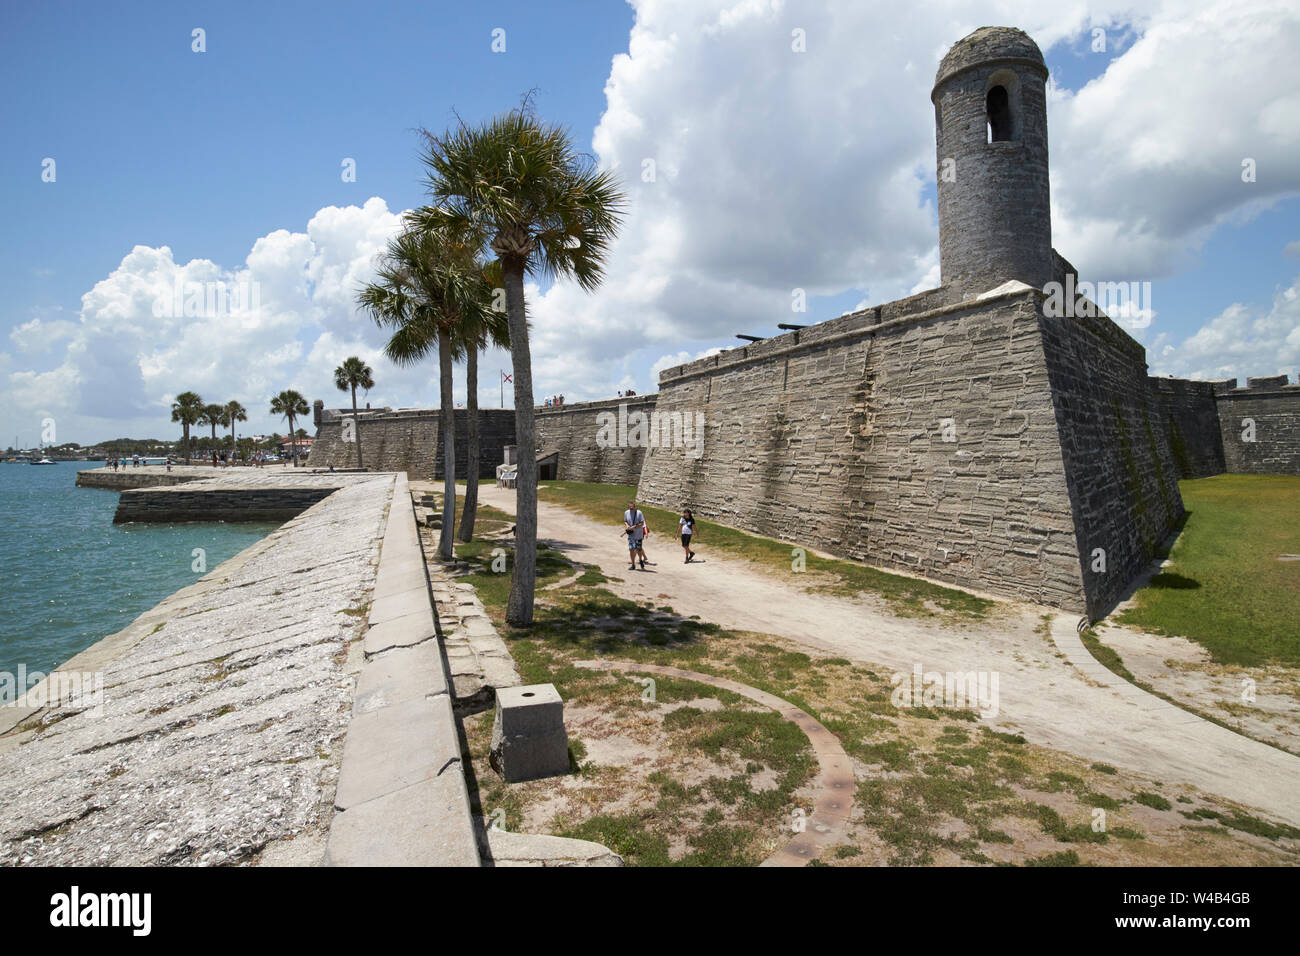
224, 400, 247, 459
199, 404, 224, 458
333, 356, 374, 470
358, 224, 491, 561
412, 107, 624, 624
170, 391, 204, 463
458, 260, 511, 543
270, 390, 309, 466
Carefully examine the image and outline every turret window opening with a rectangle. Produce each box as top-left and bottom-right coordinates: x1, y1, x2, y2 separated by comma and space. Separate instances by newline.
987, 85, 1014, 142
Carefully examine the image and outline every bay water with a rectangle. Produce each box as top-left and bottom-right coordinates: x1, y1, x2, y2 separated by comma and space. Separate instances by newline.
0, 462, 278, 682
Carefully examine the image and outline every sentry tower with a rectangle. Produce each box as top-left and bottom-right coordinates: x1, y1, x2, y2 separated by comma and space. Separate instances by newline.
932, 27, 1053, 299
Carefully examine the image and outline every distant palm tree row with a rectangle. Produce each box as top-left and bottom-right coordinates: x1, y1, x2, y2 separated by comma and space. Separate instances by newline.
169, 388, 311, 466
353, 103, 624, 627
170, 392, 247, 462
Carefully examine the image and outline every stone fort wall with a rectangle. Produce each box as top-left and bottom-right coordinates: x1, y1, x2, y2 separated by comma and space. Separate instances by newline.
637, 286, 1106, 612
1146, 376, 1300, 480
310, 407, 515, 479
1213, 376, 1300, 476
534, 395, 656, 485
1147, 377, 1226, 479
1037, 307, 1184, 617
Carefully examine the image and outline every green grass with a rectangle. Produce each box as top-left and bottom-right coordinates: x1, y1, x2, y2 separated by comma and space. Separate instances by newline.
1118, 475, 1300, 665
537, 481, 995, 620
448, 486, 1299, 867
1133, 791, 1172, 811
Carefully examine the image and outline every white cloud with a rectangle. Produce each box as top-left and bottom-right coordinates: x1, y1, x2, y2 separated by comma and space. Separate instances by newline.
650, 346, 724, 383
1047, 0, 1300, 280
2, 199, 409, 442
1150, 272, 1300, 380
519, 0, 1300, 402
9, 315, 77, 353
9, 0, 1300, 438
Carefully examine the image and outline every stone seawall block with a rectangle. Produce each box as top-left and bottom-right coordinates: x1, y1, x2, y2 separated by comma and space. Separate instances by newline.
327, 474, 480, 867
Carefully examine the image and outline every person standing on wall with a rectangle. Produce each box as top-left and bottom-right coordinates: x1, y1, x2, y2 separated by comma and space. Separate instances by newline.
679, 509, 697, 563
624, 500, 648, 571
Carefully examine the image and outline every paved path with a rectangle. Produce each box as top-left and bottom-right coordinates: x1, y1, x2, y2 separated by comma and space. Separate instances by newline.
478, 484, 1300, 827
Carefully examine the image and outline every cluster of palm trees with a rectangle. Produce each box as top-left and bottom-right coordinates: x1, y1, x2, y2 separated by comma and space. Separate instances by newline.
356, 105, 624, 626
170, 392, 248, 462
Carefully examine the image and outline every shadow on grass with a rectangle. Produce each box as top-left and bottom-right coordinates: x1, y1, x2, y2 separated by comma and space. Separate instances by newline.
1148, 573, 1200, 590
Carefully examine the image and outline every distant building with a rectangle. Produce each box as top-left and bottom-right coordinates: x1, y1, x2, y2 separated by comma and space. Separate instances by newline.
279, 436, 313, 456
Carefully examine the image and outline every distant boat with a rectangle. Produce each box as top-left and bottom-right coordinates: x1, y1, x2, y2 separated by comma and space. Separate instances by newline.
30, 457, 56, 465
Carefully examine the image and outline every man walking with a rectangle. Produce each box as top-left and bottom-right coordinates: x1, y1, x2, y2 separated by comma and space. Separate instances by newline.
624, 500, 648, 571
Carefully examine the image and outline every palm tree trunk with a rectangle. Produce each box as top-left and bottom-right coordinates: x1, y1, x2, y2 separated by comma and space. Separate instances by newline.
184, 426, 190, 464
458, 346, 479, 543
350, 383, 364, 469
437, 328, 456, 560
503, 265, 535, 626
288, 414, 296, 466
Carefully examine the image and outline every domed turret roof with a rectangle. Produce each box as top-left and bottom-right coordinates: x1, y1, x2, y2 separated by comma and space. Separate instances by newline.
933, 26, 1046, 89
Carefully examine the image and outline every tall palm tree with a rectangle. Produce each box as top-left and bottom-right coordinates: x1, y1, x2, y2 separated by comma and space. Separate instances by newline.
270, 390, 309, 466
170, 391, 204, 463
199, 404, 224, 457
457, 260, 510, 543
333, 356, 374, 470
224, 400, 247, 459
358, 224, 492, 561
412, 107, 624, 625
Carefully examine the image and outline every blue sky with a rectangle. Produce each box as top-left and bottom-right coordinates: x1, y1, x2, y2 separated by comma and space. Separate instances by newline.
3, 1, 1298, 446
2, 0, 632, 338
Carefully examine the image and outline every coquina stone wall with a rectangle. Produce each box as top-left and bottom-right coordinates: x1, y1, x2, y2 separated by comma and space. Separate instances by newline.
638, 286, 1104, 612
1143, 376, 1300, 480
1037, 308, 1185, 617
310, 407, 516, 478
535, 395, 657, 485
1146, 377, 1227, 479
310, 398, 662, 485
1213, 376, 1300, 475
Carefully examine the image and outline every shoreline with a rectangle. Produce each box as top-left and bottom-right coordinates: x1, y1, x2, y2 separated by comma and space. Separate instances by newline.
0, 528, 280, 743
0, 473, 395, 864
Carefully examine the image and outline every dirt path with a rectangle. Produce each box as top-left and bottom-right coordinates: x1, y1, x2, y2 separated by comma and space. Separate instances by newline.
475, 484, 1300, 828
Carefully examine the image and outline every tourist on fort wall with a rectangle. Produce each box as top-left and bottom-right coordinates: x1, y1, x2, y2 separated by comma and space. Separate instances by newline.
679, 509, 697, 564
624, 500, 648, 571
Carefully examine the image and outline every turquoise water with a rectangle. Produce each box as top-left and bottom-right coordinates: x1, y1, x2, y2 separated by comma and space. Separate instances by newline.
0, 462, 279, 677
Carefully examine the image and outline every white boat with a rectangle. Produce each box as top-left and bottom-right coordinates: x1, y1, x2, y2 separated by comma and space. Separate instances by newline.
30, 457, 56, 465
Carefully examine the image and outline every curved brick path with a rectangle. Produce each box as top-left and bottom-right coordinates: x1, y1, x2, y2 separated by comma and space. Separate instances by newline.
575, 660, 855, 866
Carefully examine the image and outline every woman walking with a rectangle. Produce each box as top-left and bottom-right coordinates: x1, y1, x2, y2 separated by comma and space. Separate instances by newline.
679, 509, 697, 563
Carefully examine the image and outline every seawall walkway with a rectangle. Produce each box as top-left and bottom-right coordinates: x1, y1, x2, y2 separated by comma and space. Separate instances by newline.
0, 471, 480, 865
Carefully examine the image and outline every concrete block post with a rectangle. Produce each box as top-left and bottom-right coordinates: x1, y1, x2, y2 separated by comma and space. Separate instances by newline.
489, 684, 570, 783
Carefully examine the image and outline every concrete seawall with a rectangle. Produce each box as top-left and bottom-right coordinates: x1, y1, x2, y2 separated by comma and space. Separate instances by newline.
77, 464, 326, 496
0, 471, 480, 866
85, 468, 380, 523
